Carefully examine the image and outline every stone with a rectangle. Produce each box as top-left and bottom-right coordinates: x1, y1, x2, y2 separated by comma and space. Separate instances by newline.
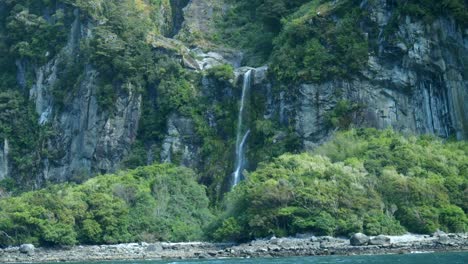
436, 233, 450, 245
270, 238, 281, 245
146, 244, 162, 252
396, 42, 408, 52
437, 235, 450, 244
253, 66, 268, 85
370, 235, 391, 246
19, 244, 35, 254
350, 233, 370, 246
4, 247, 18, 253
432, 230, 447, 237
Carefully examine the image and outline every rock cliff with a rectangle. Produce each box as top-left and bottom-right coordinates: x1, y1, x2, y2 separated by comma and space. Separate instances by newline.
291, 4, 467, 149
0, 0, 465, 192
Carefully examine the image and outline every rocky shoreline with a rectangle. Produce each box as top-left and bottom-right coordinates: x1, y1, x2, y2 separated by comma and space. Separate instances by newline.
1, 232, 467, 263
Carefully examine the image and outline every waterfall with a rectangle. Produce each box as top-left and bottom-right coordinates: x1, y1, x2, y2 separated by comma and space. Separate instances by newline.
232, 69, 253, 187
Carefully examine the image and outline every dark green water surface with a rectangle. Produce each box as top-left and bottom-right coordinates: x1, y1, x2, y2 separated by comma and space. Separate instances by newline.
36, 252, 468, 264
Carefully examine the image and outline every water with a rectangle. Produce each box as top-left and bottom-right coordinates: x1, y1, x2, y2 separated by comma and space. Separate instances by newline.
232, 69, 253, 187
36, 252, 468, 264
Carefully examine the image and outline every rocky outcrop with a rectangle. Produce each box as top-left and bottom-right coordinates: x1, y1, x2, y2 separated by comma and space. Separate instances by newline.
1, 0, 466, 188
370, 235, 391, 246
0, 139, 9, 181
169, 0, 191, 37
292, 4, 467, 149
1, 234, 467, 263
176, 0, 225, 48
29, 11, 142, 183
350, 233, 370, 246
160, 113, 199, 168
42, 78, 141, 182
18, 244, 34, 255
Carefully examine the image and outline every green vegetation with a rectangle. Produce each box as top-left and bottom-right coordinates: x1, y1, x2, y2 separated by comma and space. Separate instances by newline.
325, 100, 364, 130
205, 64, 235, 82
2, 0, 69, 64
395, 0, 467, 27
0, 126, 466, 246
211, 129, 467, 242
219, 0, 369, 83
0, 0, 467, 248
219, 0, 309, 66
0, 0, 174, 110
0, 163, 213, 247
0, 92, 46, 191
271, 4, 368, 84
219, 0, 467, 83
77, 0, 172, 110
0, 0, 211, 189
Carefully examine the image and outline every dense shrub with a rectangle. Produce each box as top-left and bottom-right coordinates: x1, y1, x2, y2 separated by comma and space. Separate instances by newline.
0, 164, 213, 247
220, 0, 466, 82
270, 4, 368, 84
205, 64, 235, 82
211, 129, 467, 242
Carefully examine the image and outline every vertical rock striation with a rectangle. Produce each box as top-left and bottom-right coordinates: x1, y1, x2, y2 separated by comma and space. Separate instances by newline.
0, 139, 9, 181
291, 5, 467, 149
27, 10, 142, 183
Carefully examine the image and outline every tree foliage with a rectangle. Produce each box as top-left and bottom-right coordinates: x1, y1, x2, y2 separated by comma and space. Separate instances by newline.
211, 129, 467, 242
0, 164, 213, 247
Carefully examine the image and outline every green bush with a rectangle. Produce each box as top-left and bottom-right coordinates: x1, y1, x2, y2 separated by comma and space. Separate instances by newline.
439, 205, 467, 233
0, 164, 213, 247
363, 212, 405, 236
212, 154, 393, 241
270, 6, 368, 84
0, 92, 44, 190
212, 217, 243, 242
211, 129, 467, 242
396, 206, 440, 234
396, 0, 467, 27
325, 100, 364, 129
206, 64, 235, 82
4, 2, 68, 64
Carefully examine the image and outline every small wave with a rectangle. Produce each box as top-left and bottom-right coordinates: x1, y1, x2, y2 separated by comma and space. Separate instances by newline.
410, 251, 435, 254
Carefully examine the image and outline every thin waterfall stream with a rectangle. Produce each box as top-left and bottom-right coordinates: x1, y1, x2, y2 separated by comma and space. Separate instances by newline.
232, 69, 253, 187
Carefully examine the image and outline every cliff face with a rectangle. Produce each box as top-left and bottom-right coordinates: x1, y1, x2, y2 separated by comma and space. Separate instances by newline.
293, 5, 468, 149
27, 11, 141, 183
0, 0, 466, 192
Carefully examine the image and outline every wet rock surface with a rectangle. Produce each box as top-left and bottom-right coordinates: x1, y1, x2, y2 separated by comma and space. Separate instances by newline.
350, 233, 370, 246
1, 233, 467, 263
370, 235, 391, 246
18, 244, 34, 254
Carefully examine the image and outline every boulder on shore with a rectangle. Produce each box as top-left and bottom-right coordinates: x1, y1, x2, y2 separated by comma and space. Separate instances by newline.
432, 230, 446, 237
370, 235, 391, 246
19, 244, 35, 254
350, 233, 370, 246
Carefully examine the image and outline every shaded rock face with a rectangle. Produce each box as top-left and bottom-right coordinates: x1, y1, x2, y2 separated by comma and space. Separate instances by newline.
28, 12, 142, 183
160, 114, 200, 168
0, 139, 8, 181
169, 0, 191, 37
2, 1, 466, 187
370, 235, 391, 246
350, 233, 370, 246
18, 244, 34, 254
292, 6, 467, 149
176, 0, 226, 47
42, 79, 141, 182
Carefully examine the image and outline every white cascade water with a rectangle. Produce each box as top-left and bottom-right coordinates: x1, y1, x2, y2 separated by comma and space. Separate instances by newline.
232, 69, 253, 187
